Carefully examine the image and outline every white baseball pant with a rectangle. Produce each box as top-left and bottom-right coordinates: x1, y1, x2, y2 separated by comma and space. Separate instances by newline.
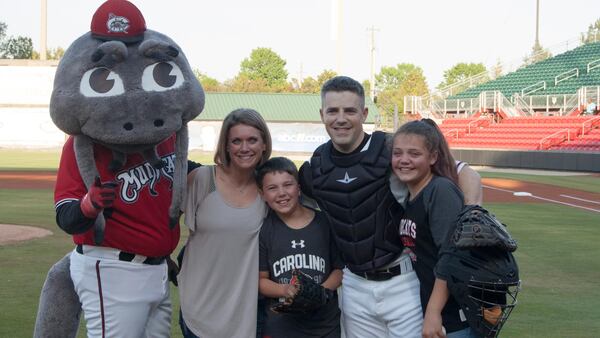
339, 257, 422, 337
70, 247, 171, 338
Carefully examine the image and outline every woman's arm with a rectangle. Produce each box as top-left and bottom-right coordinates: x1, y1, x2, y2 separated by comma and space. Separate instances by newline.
422, 278, 450, 338
321, 269, 342, 290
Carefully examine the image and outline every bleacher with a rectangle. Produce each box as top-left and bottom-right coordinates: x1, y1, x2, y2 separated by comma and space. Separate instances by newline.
449, 42, 600, 99
440, 115, 600, 151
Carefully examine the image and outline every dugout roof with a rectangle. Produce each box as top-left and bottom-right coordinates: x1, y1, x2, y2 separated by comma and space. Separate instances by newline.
197, 92, 378, 123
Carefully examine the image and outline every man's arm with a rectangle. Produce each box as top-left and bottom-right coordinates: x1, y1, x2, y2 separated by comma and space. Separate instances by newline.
299, 161, 320, 209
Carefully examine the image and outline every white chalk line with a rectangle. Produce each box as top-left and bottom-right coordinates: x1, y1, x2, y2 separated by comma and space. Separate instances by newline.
559, 194, 600, 205
483, 185, 600, 213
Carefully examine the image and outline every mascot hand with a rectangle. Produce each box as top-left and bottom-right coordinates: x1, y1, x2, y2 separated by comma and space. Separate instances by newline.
81, 177, 118, 218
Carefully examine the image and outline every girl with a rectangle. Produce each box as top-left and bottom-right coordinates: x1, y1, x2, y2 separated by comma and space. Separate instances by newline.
392, 120, 478, 338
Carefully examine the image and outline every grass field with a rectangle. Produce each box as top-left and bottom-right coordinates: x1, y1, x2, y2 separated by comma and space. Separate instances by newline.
1, 150, 599, 337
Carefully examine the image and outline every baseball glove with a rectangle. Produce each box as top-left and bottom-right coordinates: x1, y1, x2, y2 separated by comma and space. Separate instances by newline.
270, 269, 334, 314
452, 205, 518, 252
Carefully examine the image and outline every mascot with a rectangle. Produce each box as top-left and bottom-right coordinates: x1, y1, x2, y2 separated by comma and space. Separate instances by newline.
33, 0, 204, 337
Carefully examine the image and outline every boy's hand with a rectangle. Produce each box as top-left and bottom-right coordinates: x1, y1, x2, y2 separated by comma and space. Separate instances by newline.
282, 283, 298, 303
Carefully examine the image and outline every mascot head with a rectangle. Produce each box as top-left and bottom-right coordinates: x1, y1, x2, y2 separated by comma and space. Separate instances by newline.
50, 0, 204, 155
50, 0, 204, 241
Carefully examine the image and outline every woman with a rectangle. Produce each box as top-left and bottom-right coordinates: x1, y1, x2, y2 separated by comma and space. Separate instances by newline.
178, 108, 272, 338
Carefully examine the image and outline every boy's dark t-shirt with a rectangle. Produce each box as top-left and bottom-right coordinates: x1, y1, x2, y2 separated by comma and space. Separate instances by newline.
399, 175, 469, 333
259, 210, 343, 338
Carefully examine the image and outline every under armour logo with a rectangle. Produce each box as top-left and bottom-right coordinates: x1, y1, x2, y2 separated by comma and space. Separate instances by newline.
291, 240, 305, 249
336, 172, 357, 184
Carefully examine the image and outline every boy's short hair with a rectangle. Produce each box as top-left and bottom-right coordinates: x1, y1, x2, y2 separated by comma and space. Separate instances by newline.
255, 157, 298, 189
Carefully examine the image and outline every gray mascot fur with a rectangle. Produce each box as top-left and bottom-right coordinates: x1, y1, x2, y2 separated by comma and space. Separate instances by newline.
33, 1, 204, 336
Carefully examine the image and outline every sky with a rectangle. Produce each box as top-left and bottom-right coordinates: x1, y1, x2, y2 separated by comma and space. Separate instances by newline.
2, 0, 600, 90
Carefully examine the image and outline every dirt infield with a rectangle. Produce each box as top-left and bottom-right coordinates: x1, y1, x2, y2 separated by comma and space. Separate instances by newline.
482, 178, 600, 212
0, 170, 56, 189
1, 171, 599, 245
2, 170, 599, 207
0, 224, 52, 245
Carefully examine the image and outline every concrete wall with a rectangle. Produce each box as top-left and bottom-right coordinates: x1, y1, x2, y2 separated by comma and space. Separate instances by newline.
452, 148, 600, 173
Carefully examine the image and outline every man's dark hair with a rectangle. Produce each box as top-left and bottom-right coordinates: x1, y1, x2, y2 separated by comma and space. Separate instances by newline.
255, 157, 299, 189
320, 76, 365, 108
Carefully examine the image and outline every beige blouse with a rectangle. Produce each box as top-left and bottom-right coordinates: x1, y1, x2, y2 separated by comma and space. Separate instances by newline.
179, 166, 266, 338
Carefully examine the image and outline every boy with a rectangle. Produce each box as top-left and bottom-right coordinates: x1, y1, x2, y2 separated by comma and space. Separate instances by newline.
256, 157, 343, 338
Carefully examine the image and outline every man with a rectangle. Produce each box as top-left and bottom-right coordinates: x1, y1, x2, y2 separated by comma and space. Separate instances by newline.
301, 76, 484, 337
299, 76, 422, 337
585, 98, 597, 115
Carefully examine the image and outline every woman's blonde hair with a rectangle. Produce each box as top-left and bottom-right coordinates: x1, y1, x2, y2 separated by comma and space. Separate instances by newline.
213, 108, 272, 167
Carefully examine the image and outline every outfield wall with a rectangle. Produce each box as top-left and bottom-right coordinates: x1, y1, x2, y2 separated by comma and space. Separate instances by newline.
452, 149, 600, 173
0, 64, 378, 152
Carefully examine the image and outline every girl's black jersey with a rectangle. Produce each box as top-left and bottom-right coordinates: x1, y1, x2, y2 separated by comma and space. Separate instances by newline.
399, 175, 469, 333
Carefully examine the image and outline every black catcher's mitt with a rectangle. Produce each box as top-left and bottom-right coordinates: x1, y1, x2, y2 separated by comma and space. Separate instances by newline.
452, 205, 518, 252
270, 269, 334, 314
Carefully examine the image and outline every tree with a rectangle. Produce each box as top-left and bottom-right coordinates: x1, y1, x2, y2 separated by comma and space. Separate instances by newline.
1, 36, 33, 59
32, 47, 66, 60
493, 59, 503, 79
437, 62, 487, 90
239, 47, 288, 89
375, 68, 429, 123
316, 69, 337, 88
193, 69, 223, 92
0, 22, 34, 59
581, 19, 600, 44
522, 42, 551, 67
0, 22, 6, 42
362, 80, 371, 97
375, 64, 421, 92
224, 73, 269, 92
299, 76, 319, 93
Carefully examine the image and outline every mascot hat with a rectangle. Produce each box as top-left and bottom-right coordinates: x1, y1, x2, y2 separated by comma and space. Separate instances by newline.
91, 0, 146, 43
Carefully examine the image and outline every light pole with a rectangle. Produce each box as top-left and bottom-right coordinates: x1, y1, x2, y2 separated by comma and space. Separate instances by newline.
40, 0, 47, 60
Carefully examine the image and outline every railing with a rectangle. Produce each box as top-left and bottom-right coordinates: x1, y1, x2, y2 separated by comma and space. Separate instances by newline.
522, 81, 547, 96
498, 93, 524, 117
563, 94, 580, 115
582, 116, 600, 134
555, 68, 579, 85
512, 94, 533, 116
436, 71, 491, 98
515, 93, 579, 115
466, 118, 490, 134
587, 58, 600, 73
444, 129, 460, 140
578, 86, 600, 110
539, 129, 571, 150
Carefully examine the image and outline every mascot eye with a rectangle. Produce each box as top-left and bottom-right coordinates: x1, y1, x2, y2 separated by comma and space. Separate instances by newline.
142, 61, 184, 92
80, 67, 125, 97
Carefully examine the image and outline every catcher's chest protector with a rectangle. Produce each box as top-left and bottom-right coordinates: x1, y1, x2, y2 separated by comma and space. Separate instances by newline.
310, 131, 403, 272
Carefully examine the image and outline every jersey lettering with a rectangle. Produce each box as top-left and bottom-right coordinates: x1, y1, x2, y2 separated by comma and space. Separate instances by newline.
399, 218, 417, 238
272, 254, 326, 277
399, 218, 417, 249
117, 153, 175, 203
